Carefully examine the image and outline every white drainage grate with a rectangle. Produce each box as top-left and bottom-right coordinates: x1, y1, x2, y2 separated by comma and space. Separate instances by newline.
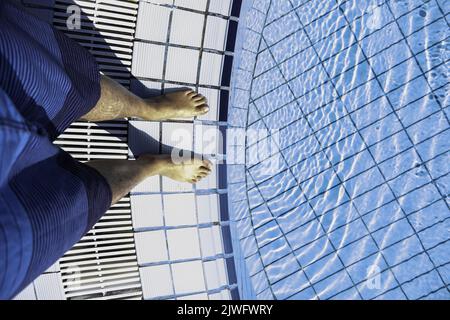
53, 0, 142, 300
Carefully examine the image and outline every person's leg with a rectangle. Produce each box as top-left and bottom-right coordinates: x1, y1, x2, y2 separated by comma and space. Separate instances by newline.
86, 155, 212, 205
81, 75, 210, 122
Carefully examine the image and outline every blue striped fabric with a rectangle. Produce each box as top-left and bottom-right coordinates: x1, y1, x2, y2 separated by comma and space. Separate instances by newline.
0, 1, 112, 299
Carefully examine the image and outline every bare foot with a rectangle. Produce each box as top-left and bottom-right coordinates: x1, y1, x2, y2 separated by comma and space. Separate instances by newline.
140, 154, 212, 184
140, 90, 209, 121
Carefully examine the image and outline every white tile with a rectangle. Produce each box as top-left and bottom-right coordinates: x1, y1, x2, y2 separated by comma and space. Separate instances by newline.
194, 124, 223, 156
175, 0, 207, 11
203, 259, 228, 290
140, 265, 174, 298
132, 42, 165, 79
204, 16, 228, 51
197, 87, 220, 121
162, 176, 194, 192
170, 9, 204, 47
128, 121, 160, 157
131, 194, 164, 229
196, 194, 220, 224
199, 226, 224, 257
136, 2, 171, 42
13, 283, 36, 300
163, 193, 197, 226
209, 0, 232, 16
209, 289, 231, 300
165, 47, 200, 84
33, 273, 65, 300
167, 227, 201, 260
172, 261, 206, 294
135, 230, 168, 264
162, 122, 194, 153
200, 52, 223, 86
178, 292, 209, 300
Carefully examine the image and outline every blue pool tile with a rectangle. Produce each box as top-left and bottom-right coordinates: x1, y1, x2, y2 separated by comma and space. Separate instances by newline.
295, 0, 339, 27
408, 200, 450, 232
351, 3, 394, 41
378, 58, 422, 93
330, 287, 361, 300
301, 167, 341, 200
304, 252, 344, 284
251, 67, 285, 99
256, 288, 274, 300
406, 18, 448, 54
329, 218, 369, 249
388, 76, 431, 110
340, 0, 385, 22
389, 167, 431, 198
391, 253, 435, 284
420, 286, 450, 300
369, 131, 413, 163
272, 270, 310, 300
308, 100, 348, 132
288, 65, 329, 98
372, 218, 415, 249
415, 129, 450, 161
347, 253, 388, 284
397, 95, 441, 127
246, 7, 267, 33
357, 269, 399, 300
263, 12, 301, 46
254, 49, 276, 77
374, 287, 407, 300
354, 183, 395, 216
266, 0, 294, 24
362, 201, 404, 232
417, 218, 450, 250
306, 8, 346, 44
341, 78, 384, 112
297, 82, 336, 114
269, 29, 310, 63
388, 0, 423, 18
255, 221, 283, 248
324, 132, 365, 165
265, 254, 300, 284
259, 237, 292, 265
320, 202, 360, 233
398, 183, 441, 215
377, 148, 422, 180
254, 84, 295, 116
313, 25, 356, 61
368, 40, 413, 75
281, 135, 320, 164
287, 286, 317, 300
351, 96, 392, 129
279, 47, 320, 81
310, 185, 350, 215
245, 252, 264, 277
251, 204, 273, 229
267, 187, 306, 217
315, 115, 357, 148
294, 236, 334, 267
323, 43, 365, 78
337, 235, 379, 267
343, 167, 385, 198
360, 113, 403, 146
427, 240, 450, 266
382, 235, 424, 266
335, 149, 375, 181
401, 270, 445, 299
251, 270, 270, 294
277, 203, 316, 234
314, 269, 354, 300
397, 2, 444, 37
291, 151, 331, 183
360, 22, 403, 58
407, 111, 448, 144
286, 219, 324, 250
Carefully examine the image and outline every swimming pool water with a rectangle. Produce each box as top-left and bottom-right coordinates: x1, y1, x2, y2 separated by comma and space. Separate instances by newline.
227, 0, 449, 300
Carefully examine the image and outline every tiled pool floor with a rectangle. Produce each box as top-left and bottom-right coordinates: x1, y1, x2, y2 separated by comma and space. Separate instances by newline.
228, 0, 449, 300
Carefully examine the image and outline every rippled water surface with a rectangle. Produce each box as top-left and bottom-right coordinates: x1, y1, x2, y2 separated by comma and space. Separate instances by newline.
228, 0, 449, 300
